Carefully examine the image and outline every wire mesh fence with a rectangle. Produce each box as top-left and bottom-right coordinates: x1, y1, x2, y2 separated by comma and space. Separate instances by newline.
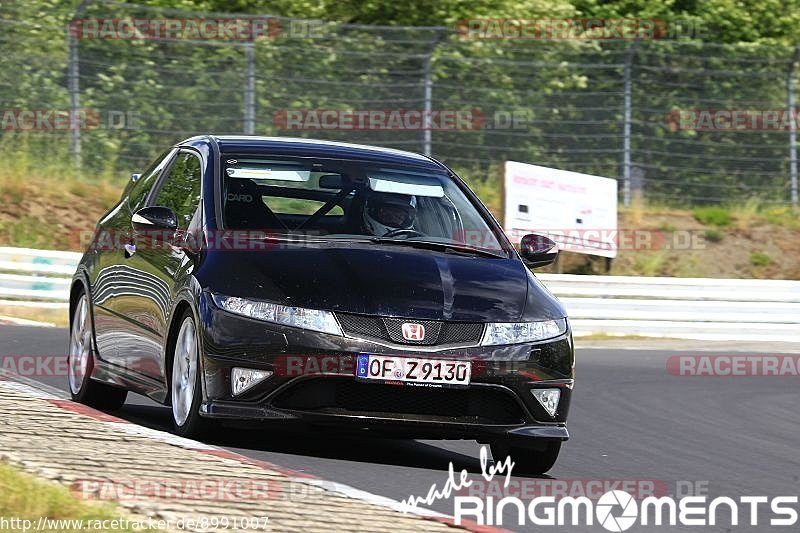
1, 0, 799, 207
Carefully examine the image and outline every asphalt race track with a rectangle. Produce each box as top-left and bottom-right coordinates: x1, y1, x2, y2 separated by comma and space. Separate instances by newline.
2, 325, 799, 532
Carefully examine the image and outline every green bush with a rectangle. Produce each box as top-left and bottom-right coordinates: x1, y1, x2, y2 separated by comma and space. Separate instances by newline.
658, 221, 677, 232
0, 216, 57, 249
703, 229, 724, 243
762, 206, 800, 229
750, 252, 771, 266
693, 207, 732, 227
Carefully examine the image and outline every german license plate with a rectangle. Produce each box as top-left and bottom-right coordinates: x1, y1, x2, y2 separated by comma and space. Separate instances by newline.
355, 354, 471, 387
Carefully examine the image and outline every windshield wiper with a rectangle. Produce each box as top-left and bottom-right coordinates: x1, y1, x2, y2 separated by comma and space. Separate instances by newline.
367, 237, 507, 258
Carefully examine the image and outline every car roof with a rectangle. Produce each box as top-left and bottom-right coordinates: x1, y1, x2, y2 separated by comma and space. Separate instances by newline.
181, 135, 445, 170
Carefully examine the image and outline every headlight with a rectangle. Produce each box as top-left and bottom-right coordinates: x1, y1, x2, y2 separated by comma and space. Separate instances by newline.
212, 294, 342, 336
481, 318, 567, 346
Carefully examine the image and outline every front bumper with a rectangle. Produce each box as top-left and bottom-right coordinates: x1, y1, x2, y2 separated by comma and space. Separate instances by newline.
198, 296, 574, 444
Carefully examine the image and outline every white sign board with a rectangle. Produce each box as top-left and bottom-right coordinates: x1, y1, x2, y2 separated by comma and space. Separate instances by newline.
503, 161, 618, 258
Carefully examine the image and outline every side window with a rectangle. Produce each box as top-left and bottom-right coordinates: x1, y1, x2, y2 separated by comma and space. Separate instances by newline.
128, 150, 172, 213
153, 152, 202, 230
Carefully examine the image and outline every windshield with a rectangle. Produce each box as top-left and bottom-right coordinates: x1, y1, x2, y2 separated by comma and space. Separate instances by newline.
220, 156, 505, 253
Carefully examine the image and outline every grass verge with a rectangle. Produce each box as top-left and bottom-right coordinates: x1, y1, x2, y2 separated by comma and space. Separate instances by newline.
573, 333, 679, 341
0, 305, 68, 327
0, 167, 121, 251
0, 461, 158, 532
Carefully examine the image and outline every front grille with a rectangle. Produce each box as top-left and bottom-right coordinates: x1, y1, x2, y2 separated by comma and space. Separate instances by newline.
439, 322, 485, 344
383, 318, 442, 345
335, 313, 386, 339
336, 312, 484, 346
272, 378, 527, 425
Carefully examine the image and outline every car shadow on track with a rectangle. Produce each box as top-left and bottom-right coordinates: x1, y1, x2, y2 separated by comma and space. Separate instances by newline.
116, 400, 496, 475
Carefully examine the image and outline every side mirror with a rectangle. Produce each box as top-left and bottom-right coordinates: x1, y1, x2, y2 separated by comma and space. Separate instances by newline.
519, 234, 558, 268
131, 172, 142, 183
132, 206, 177, 232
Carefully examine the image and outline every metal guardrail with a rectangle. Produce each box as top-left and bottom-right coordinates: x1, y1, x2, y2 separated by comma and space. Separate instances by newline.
0, 247, 81, 305
537, 274, 800, 342
0, 248, 798, 341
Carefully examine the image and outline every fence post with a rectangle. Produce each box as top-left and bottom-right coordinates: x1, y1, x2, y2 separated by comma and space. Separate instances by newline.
622, 42, 638, 207
68, 0, 92, 176
422, 31, 442, 156
788, 46, 799, 208
244, 42, 256, 135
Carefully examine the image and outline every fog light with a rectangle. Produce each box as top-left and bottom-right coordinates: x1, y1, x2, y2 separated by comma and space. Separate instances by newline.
531, 388, 560, 417
232, 367, 273, 396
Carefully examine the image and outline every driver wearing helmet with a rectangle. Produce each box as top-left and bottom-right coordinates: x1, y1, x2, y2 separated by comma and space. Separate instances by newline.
362, 192, 417, 236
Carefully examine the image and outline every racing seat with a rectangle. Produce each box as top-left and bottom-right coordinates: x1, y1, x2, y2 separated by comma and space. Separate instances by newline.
224, 179, 285, 230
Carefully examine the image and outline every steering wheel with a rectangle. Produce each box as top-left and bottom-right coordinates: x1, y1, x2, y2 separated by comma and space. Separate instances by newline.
382, 228, 424, 239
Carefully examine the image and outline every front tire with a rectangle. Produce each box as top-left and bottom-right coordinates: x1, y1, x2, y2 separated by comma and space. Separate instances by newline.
68, 291, 127, 411
169, 311, 207, 438
491, 441, 562, 476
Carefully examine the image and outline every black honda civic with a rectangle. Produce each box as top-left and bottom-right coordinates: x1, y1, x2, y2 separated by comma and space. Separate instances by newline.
68, 135, 573, 474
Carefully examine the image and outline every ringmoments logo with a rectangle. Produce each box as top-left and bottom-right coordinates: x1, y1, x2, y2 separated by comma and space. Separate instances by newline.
452, 490, 799, 528
595, 490, 638, 531
399, 445, 800, 529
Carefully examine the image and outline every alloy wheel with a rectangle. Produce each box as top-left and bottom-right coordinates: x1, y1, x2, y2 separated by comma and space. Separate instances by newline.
171, 317, 198, 427
68, 295, 92, 395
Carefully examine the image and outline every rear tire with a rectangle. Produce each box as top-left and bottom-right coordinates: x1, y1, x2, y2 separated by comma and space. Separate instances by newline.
491, 441, 562, 476
68, 291, 127, 411
169, 311, 208, 438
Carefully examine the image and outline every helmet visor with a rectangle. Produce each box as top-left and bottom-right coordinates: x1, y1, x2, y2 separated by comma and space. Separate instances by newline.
366, 197, 416, 229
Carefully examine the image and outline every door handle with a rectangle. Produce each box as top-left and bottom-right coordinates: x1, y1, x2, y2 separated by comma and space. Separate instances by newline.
124, 243, 136, 258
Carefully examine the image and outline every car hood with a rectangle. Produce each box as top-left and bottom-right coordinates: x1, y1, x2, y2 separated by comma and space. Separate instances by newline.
200, 244, 565, 322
